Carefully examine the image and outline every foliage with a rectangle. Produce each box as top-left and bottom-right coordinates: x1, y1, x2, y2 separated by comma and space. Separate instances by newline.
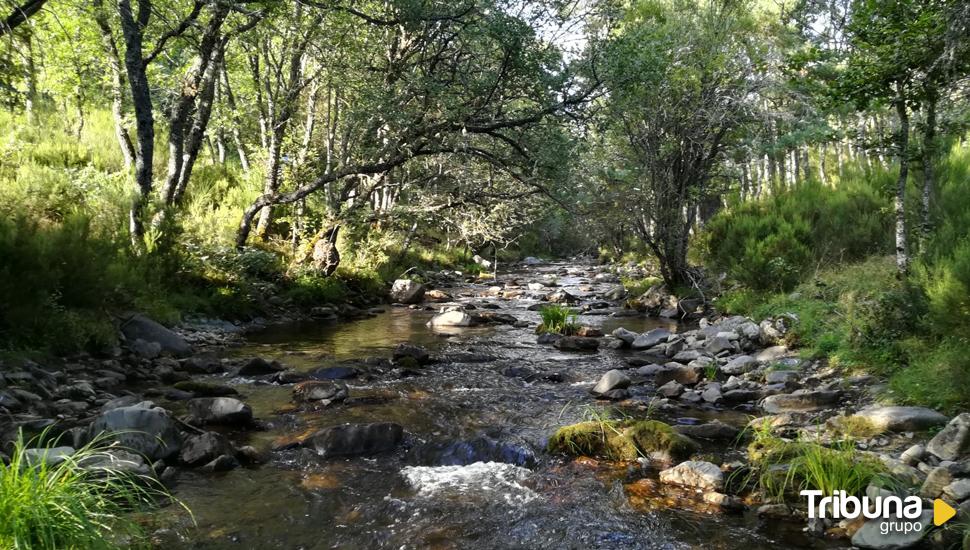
536, 305, 579, 335
745, 425, 891, 500
0, 430, 175, 549
703, 175, 892, 291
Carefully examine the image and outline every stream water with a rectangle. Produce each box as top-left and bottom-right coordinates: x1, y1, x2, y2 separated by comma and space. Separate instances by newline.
157, 262, 833, 549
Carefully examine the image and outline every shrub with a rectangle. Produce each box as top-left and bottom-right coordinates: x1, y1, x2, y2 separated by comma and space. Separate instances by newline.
0, 430, 175, 549
704, 177, 891, 291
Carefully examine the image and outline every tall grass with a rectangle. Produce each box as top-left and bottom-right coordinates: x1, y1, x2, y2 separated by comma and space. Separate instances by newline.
743, 423, 892, 501
0, 430, 177, 549
537, 304, 579, 335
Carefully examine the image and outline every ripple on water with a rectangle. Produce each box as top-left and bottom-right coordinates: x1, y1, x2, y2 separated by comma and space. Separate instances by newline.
401, 461, 538, 504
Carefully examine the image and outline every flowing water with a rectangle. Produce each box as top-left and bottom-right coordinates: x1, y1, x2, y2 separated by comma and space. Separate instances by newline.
157, 262, 832, 549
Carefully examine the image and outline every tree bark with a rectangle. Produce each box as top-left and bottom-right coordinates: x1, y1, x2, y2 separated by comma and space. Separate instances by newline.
920, 93, 937, 250
172, 41, 225, 203
893, 93, 910, 275
220, 64, 250, 171
117, 0, 154, 244
93, 0, 136, 168
24, 31, 37, 123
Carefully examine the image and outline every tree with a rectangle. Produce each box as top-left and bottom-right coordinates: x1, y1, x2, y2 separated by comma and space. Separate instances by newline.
598, 0, 762, 289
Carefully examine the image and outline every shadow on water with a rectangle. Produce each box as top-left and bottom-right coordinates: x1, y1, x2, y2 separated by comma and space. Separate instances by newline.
157, 263, 837, 549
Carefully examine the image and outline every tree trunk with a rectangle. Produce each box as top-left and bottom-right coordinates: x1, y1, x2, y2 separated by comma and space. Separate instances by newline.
24, 31, 37, 123
920, 93, 937, 250
221, 64, 250, 171
173, 42, 225, 203
117, 0, 154, 244
893, 93, 910, 275
93, 0, 136, 169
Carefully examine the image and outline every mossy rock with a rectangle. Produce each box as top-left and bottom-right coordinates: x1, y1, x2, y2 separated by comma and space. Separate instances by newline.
747, 437, 805, 463
547, 420, 698, 462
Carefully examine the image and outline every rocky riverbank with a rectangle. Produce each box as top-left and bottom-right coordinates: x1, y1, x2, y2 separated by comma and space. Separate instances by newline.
2, 258, 968, 549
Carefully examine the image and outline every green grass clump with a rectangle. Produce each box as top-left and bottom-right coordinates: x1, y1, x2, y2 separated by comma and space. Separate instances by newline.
547, 419, 697, 462
743, 424, 891, 501
537, 304, 579, 335
0, 430, 177, 549
621, 276, 662, 297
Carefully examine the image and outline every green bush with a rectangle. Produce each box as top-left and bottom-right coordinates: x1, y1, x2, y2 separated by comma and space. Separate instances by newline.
704, 177, 892, 291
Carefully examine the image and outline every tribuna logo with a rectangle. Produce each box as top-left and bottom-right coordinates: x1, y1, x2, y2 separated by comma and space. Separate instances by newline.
802, 490, 957, 536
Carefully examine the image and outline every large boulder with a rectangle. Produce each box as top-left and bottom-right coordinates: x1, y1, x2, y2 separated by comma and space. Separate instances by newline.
852, 406, 948, 433
427, 310, 474, 328
761, 390, 841, 414
88, 404, 182, 461
390, 279, 425, 304
611, 327, 638, 346
927, 413, 970, 461
659, 460, 724, 491
307, 422, 404, 458
187, 397, 253, 426
119, 314, 191, 357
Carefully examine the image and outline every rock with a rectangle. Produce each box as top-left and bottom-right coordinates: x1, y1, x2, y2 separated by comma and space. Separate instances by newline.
547, 420, 697, 462
393, 343, 432, 365
553, 336, 600, 352
704, 336, 734, 355
900, 444, 925, 466
119, 313, 191, 357
944, 478, 970, 501
600, 389, 630, 401
310, 366, 359, 380
522, 256, 543, 265
721, 355, 757, 375
79, 449, 151, 477
674, 420, 739, 441
238, 357, 284, 376
173, 381, 238, 397
756, 504, 792, 518
672, 350, 702, 363
424, 289, 452, 302
427, 310, 474, 328
760, 390, 841, 413
764, 370, 798, 384
721, 389, 763, 405
202, 453, 239, 473
129, 339, 162, 359
631, 328, 671, 350
659, 460, 724, 491
527, 282, 546, 291
307, 422, 404, 458
654, 364, 703, 387
592, 370, 631, 395
575, 326, 603, 338
187, 397, 253, 426
919, 466, 953, 498
851, 509, 933, 549
180, 432, 234, 466
390, 279, 425, 304
852, 406, 947, 433
88, 404, 181, 461
658, 380, 684, 398
754, 345, 789, 363
23, 446, 75, 467
701, 384, 722, 403
100, 395, 150, 412
544, 290, 579, 304
703, 491, 743, 511
926, 413, 970, 461
294, 380, 348, 403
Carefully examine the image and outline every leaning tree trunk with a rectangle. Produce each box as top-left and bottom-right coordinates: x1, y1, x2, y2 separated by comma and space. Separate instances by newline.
893, 93, 911, 275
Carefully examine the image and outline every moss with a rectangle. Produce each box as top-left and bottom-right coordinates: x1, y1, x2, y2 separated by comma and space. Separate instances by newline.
547, 420, 697, 462
830, 415, 884, 439
623, 420, 699, 461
